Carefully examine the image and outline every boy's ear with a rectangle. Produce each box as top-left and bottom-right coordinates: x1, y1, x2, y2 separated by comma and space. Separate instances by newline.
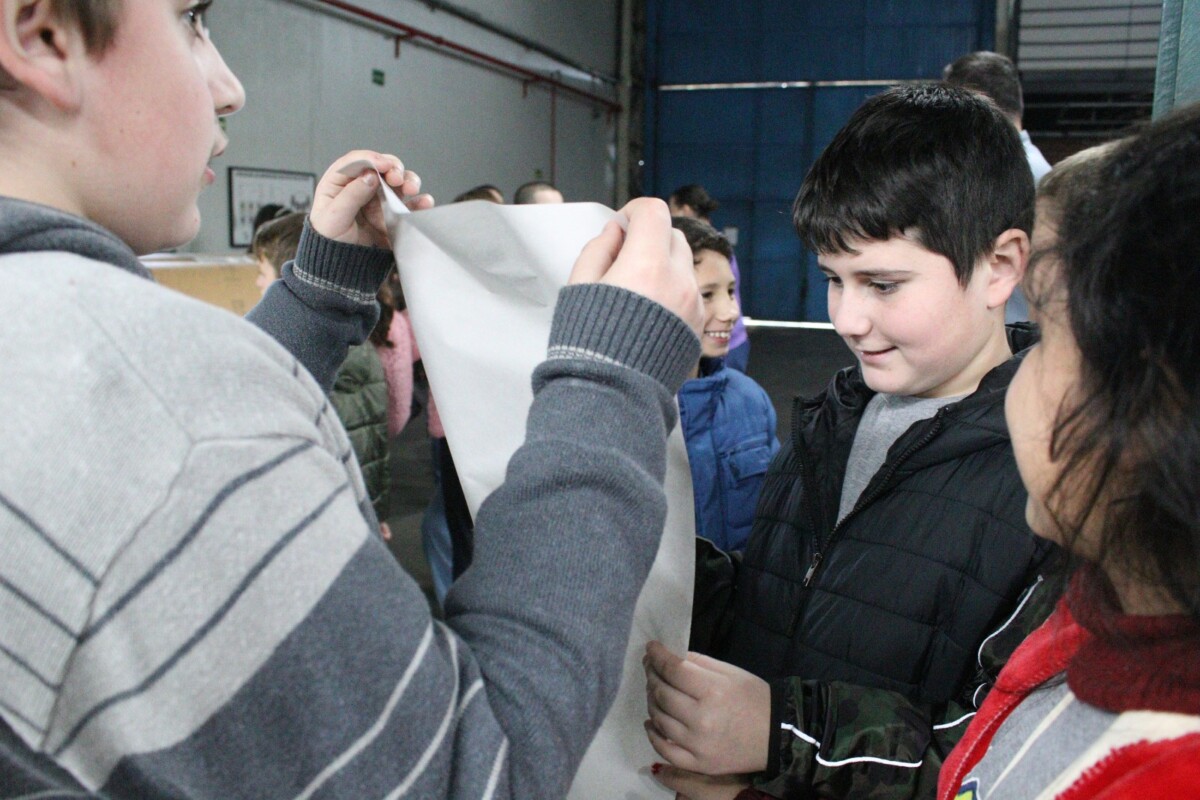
0, 0, 87, 110
983, 228, 1030, 310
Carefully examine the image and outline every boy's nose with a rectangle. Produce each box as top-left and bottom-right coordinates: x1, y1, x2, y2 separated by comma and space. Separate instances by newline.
717, 295, 740, 322
830, 291, 870, 338
207, 42, 246, 116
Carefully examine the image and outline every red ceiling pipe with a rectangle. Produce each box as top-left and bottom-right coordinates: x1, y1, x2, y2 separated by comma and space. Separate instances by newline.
310, 0, 622, 113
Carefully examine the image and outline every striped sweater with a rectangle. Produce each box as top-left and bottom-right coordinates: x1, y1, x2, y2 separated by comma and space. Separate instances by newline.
0, 203, 700, 798
940, 574, 1200, 799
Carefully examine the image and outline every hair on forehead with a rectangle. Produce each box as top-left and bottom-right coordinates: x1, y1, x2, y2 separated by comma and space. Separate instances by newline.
793, 83, 1034, 286
671, 216, 733, 261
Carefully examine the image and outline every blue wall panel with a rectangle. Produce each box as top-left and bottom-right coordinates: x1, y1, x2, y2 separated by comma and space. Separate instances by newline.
758, 29, 867, 81
657, 92, 757, 143
659, 34, 765, 82
863, 24, 982, 77
646, 0, 995, 321
762, 0, 869, 29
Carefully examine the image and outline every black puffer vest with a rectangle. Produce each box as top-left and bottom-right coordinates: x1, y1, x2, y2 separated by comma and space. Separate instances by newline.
722, 325, 1054, 703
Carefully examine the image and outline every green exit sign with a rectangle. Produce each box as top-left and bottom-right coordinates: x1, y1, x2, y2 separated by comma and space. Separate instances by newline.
371, 69, 385, 86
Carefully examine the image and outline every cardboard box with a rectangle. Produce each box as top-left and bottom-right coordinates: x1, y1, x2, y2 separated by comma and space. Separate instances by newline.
143, 253, 261, 317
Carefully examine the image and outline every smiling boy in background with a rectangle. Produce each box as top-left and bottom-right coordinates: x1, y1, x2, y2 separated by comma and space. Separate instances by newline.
673, 216, 778, 553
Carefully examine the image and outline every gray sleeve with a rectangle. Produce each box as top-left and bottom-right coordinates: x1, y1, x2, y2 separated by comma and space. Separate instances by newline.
245, 221, 394, 391
7, 282, 700, 800
446, 283, 699, 794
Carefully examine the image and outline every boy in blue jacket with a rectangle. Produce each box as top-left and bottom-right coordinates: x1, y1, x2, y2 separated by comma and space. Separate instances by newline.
674, 216, 779, 552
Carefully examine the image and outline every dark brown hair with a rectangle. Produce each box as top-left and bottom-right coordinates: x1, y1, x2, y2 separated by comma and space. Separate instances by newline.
793, 84, 1033, 287
668, 185, 719, 220
671, 216, 732, 261
250, 212, 306, 276
1032, 103, 1200, 620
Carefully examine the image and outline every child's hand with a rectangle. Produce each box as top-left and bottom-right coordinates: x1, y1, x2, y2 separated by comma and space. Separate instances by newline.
310, 151, 434, 249
569, 198, 702, 336
643, 640, 771, 776
650, 764, 750, 800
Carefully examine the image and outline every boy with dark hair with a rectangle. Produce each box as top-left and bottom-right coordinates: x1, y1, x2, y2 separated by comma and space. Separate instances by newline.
672, 216, 778, 552
645, 84, 1054, 800
668, 184, 752, 372
0, 2, 703, 798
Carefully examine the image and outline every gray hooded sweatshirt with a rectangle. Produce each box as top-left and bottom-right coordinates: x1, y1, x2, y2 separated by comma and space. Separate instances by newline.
0, 196, 699, 799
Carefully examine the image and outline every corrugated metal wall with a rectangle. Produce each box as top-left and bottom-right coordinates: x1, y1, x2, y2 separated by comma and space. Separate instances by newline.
644, 0, 995, 321
1019, 0, 1162, 75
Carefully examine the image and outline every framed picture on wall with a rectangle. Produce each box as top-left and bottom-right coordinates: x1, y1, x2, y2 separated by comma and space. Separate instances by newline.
227, 167, 317, 248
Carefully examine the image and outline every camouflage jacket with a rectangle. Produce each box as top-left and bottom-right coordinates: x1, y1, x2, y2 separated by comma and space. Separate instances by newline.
746, 576, 1059, 799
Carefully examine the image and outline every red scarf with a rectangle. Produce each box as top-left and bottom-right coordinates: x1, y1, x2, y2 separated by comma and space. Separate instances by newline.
1066, 568, 1200, 715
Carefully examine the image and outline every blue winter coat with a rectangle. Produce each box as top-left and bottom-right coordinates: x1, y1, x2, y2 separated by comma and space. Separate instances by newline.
678, 358, 779, 551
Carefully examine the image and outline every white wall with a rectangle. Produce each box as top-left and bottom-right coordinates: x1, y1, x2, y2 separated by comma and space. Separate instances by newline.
192, 0, 619, 253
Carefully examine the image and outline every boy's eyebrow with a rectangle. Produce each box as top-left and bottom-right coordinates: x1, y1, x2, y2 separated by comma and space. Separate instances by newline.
818, 265, 914, 280
854, 269, 914, 279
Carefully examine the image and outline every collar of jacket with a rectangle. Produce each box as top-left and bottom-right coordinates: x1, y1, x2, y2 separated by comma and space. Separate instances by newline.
793, 322, 1041, 467
0, 195, 150, 279
680, 356, 729, 395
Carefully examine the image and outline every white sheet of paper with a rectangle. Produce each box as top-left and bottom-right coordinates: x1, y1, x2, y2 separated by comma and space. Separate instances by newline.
387, 196, 693, 798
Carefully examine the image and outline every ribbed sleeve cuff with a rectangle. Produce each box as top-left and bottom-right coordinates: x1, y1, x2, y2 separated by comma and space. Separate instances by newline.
291, 221, 395, 305
547, 283, 700, 393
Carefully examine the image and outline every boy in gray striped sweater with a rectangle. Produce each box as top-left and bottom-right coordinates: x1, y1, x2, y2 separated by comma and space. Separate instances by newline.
0, 1, 702, 798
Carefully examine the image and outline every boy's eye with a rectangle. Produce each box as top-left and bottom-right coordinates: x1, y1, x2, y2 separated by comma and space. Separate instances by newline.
821, 275, 842, 287
870, 281, 899, 294
183, 1, 212, 36
700, 290, 714, 301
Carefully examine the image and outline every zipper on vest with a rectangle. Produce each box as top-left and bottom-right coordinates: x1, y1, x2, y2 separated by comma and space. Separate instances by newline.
801, 408, 946, 591
802, 552, 823, 586
790, 398, 824, 585
786, 396, 826, 635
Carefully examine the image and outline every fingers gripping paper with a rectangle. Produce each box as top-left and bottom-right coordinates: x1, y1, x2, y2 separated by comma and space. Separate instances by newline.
385, 193, 693, 798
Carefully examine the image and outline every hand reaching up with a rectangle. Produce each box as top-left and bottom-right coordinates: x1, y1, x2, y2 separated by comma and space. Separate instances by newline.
569, 198, 703, 335
309, 150, 434, 249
